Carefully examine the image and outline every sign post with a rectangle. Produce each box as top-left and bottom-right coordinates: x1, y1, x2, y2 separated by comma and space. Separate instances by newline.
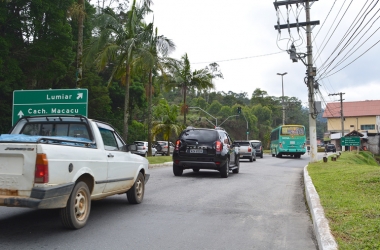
13, 89, 88, 125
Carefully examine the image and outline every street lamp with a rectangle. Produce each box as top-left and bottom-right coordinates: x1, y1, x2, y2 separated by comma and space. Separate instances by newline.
277, 72, 287, 125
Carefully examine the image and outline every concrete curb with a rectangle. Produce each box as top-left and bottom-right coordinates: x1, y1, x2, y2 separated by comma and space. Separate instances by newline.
149, 161, 172, 169
304, 166, 338, 250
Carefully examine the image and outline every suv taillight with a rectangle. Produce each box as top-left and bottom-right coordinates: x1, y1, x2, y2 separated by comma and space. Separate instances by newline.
175, 140, 180, 150
215, 141, 222, 152
35, 153, 49, 183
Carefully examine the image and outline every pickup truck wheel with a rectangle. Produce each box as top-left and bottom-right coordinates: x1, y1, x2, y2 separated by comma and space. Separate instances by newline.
127, 172, 145, 204
173, 164, 183, 176
220, 160, 229, 178
60, 181, 91, 229
249, 156, 253, 162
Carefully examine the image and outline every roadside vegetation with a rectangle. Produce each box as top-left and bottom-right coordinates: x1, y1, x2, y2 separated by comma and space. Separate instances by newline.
147, 155, 172, 164
308, 151, 380, 249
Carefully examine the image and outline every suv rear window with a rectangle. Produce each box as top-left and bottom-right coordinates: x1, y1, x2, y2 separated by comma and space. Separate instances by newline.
180, 129, 218, 143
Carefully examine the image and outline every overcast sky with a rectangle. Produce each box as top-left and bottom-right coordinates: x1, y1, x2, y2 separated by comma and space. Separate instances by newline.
146, 0, 380, 107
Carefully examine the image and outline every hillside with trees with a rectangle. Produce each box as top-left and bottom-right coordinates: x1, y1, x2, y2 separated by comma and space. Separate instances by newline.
0, 0, 326, 152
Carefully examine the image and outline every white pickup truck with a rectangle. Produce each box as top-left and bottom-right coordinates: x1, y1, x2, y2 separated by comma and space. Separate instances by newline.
0, 115, 149, 229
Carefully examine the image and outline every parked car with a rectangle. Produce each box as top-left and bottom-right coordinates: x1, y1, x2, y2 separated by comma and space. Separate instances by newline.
172, 126, 240, 178
250, 140, 263, 158
234, 140, 256, 162
134, 141, 156, 157
154, 141, 175, 155
325, 143, 336, 152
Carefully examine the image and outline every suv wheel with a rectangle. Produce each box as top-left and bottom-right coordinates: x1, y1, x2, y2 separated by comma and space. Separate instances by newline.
232, 159, 239, 173
173, 164, 183, 176
220, 160, 229, 178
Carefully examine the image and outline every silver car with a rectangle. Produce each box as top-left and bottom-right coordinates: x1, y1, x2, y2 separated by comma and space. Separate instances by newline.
154, 141, 175, 156
134, 141, 156, 157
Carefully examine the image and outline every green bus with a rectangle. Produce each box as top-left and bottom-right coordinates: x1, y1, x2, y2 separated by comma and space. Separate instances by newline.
270, 124, 307, 158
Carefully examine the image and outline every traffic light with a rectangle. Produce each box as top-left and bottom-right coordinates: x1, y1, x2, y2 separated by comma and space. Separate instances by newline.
237, 107, 241, 114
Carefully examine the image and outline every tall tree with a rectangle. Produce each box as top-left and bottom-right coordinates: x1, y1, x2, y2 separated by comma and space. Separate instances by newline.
140, 26, 175, 156
166, 53, 214, 125
86, 0, 153, 142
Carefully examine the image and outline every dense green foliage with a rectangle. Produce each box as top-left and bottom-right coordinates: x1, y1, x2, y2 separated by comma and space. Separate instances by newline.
0, 0, 326, 146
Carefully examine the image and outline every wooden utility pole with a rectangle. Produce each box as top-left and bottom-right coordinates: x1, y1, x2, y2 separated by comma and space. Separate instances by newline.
274, 0, 319, 162
329, 92, 345, 150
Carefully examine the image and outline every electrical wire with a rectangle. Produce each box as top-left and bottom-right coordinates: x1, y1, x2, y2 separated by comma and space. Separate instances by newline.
314, 0, 352, 63
318, 1, 378, 75
318, 15, 380, 80
318, 37, 380, 80
317, 1, 380, 79
192, 51, 287, 65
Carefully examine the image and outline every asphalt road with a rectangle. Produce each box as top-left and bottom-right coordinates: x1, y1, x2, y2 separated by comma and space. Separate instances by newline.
0, 153, 318, 250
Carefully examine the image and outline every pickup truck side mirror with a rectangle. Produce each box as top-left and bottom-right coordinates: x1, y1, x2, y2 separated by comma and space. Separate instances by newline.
128, 144, 137, 152
122, 144, 137, 152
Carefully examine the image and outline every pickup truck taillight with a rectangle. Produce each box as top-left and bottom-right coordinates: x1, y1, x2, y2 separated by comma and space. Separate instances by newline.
35, 153, 49, 183
248, 147, 252, 152
215, 141, 222, 153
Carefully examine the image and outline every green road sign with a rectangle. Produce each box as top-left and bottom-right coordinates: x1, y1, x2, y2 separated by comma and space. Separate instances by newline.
341, 136, 361, 146
13, 89, 88, 125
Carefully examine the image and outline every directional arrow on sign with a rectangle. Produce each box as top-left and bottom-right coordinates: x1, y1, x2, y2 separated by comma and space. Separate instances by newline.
77, 93, 83, 100
18, 110, 24, 118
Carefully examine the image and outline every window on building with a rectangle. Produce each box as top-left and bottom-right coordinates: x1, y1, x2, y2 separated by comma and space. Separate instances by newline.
360, 124, 375, 130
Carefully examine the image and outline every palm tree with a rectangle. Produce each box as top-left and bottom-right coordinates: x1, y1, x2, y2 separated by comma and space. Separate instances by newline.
68, 1, 86, 87
85, 0, 153, 142
166, 53, 214, 125
152, 99, 183, 156
142, 27, 175, 156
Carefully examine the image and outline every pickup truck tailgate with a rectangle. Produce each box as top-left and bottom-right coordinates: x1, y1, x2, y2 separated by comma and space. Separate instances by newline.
0, 144, 37, 197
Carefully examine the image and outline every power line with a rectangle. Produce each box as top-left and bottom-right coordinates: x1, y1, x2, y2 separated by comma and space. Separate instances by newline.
192, 51, 286, 64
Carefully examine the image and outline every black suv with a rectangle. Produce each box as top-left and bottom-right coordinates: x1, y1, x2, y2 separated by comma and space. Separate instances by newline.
325, 143, 336, 153
172, 127, 240, 178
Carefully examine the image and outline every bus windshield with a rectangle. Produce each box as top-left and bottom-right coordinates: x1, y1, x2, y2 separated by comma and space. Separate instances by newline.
281, 126, 305, 136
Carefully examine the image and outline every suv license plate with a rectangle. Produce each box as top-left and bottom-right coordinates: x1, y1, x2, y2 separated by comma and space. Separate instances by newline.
189, 149, 203, 153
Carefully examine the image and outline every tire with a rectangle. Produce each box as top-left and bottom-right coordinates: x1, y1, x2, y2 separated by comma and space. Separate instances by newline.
127, 172, 145, 204
60, 181, 91, 230
173, 164, 183, 176
220, 160, 229, 178
193, 168, 200, 173
249, 155, 253, 162
253, 155, 256, 161
260, 152, 263, 158
232, 158, 240, 173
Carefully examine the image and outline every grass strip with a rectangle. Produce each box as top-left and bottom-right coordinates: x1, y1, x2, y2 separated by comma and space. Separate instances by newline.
308, 151, 380, 249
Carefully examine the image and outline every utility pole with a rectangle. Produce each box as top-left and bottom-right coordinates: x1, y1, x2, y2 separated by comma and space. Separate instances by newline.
329, 92, 345, 150
277, 72, 287, 125
274, 0, 319, 162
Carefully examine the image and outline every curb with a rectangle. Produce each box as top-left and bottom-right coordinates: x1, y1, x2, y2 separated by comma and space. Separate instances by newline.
304, 166, 338, 250
149, 161, 173, 169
